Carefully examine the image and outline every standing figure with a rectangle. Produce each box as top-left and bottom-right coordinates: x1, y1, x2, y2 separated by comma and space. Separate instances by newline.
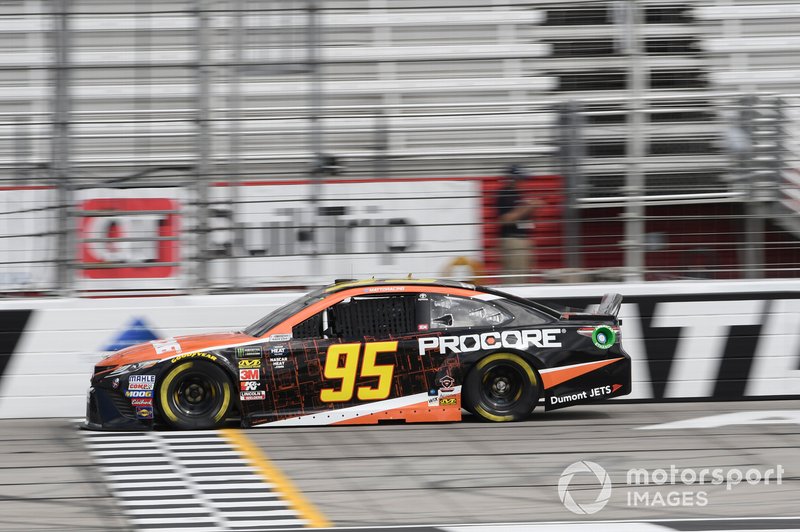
496, 164, 541, 283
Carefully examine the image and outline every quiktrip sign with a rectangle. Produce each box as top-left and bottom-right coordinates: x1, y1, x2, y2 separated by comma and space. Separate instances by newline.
76, 188, 184, 290
205, 179, 481, 285
0, 180, 482, 292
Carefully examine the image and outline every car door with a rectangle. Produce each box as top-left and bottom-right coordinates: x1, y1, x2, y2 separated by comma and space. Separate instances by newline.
256, 291, 463, 424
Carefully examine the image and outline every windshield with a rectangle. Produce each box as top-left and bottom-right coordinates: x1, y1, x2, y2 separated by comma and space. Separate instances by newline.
243, 287, 328, 337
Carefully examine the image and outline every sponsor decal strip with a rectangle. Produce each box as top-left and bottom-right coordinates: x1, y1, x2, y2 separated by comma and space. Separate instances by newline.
264, 386, 462, 427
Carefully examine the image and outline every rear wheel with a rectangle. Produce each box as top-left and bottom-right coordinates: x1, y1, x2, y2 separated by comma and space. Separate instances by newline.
463, 353, 540, 422
158, 360, 232, 430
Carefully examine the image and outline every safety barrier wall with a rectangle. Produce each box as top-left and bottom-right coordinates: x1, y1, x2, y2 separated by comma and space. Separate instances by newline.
0, 279, 797, 419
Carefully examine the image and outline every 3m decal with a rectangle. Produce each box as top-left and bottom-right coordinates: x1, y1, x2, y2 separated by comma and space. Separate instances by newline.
240, 390, 266, 401
128, 375, 156, 390
172, 352, 217, 363
235, 345, 263, 358
418, 328, 563, 355
239, 368, 260, 381
238, 359, 261, 369
320, 342, 397, 402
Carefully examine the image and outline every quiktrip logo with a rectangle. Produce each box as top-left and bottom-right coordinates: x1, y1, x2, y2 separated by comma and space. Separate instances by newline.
79, 197, 180, 279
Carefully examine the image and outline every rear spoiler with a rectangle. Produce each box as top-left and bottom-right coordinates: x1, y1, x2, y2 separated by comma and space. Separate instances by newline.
561, 293, 623, 320
597, 292, 623, 317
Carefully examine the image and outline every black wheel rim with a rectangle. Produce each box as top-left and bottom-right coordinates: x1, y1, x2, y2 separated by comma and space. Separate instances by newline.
171, 371, 219, 418
479, 363, 525, 411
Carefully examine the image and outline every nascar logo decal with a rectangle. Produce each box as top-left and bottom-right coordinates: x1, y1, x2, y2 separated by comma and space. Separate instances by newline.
418, 328, 563, 355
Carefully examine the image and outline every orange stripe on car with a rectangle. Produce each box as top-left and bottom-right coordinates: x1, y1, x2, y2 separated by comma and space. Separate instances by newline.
332, 395, 462, 425
539, 358, 623, 389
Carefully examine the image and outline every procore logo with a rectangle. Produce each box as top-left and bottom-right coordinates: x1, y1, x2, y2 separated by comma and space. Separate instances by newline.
557, 461, 612, 515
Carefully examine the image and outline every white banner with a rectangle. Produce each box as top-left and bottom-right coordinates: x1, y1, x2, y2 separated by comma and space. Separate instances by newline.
206, 179, 481, 286
0, 180, 481, 292
0, 187, 57, 291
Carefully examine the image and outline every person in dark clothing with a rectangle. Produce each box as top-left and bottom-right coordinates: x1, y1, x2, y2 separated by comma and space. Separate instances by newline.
496, 164, 541, 283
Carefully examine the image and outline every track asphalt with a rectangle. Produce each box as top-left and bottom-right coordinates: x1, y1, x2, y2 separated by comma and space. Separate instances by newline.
0, 401, 797, 530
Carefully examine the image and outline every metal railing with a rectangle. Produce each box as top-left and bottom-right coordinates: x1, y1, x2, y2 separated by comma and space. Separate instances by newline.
0, 0, 799, 296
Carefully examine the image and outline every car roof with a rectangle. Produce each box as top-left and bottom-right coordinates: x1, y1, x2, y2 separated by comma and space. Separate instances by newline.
323, 277, 477, 293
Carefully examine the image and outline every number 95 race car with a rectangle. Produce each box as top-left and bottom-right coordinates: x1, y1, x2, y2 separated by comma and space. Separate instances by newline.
85, 278, 631, 431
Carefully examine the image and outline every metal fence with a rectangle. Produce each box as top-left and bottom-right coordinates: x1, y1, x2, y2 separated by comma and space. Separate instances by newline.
0, 0, 799, 295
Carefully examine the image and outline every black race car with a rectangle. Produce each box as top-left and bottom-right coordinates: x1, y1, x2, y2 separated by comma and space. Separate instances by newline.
85, 278, 631, 430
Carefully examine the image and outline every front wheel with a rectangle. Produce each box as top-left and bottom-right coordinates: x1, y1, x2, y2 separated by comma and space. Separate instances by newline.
158, 360, 233, 430
463, 353, 540, 422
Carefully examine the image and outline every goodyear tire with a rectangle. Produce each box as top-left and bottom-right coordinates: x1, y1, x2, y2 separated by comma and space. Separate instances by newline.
158, 360, 232, 430
463, 353, 540, 422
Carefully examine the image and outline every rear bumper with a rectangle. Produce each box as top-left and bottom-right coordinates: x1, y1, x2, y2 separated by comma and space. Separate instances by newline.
85, 386, 154, 431
544, 354, 632, 411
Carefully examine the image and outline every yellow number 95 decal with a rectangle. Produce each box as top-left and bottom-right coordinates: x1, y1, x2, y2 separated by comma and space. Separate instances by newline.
320, 341, 397, 402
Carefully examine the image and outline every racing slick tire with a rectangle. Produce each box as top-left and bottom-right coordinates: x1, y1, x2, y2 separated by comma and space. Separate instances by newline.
463, 352, 540, 422
158, 360, 233, 430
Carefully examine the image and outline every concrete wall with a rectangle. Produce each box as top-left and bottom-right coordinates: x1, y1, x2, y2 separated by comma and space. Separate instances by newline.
0, 279, 797, 418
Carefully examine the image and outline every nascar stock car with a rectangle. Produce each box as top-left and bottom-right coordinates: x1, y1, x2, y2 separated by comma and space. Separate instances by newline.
85, 278, 631, 431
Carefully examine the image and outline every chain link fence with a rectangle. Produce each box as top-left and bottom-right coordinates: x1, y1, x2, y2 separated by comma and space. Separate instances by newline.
0, 0, 798, 295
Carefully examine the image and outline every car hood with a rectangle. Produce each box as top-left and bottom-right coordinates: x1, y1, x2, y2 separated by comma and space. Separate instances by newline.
98, 331, 258, 368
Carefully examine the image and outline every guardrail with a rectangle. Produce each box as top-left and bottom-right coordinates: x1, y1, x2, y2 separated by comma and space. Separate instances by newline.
0, 280, 797, 419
